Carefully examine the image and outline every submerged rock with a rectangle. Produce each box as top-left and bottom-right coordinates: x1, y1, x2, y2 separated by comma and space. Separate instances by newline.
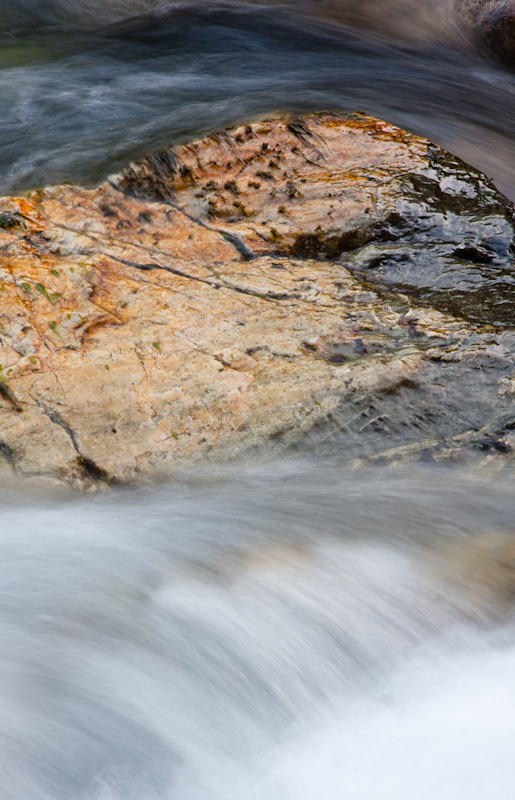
1, 112, 515, 486
431, 530, 515, 620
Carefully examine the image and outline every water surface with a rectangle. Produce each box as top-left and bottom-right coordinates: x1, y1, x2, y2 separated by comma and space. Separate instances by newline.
1, 0, 515, 199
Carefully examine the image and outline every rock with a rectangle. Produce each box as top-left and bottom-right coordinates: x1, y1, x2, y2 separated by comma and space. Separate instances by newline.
458, 0, 515, 68
1, 111, 515, 486
430, 530, 515, 621
118, 114, 515, 326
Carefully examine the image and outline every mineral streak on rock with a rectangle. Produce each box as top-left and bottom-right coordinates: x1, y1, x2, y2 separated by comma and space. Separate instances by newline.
1, 112, 515, 486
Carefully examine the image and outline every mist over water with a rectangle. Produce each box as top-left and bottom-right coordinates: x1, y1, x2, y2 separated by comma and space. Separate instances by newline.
2, 1, 515, 797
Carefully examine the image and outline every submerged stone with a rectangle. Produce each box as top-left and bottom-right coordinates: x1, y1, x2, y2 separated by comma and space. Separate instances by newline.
0, 112, 515, 485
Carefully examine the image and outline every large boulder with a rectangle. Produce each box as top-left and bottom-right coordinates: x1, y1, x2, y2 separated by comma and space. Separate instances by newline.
1, 112, 515, 486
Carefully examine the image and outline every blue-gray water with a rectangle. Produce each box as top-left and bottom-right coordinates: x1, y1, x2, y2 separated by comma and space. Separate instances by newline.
2, 1, 515, 797
1, 0, 515, 199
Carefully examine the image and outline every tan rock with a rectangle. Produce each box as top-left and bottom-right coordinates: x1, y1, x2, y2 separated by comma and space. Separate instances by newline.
118, 113, 427, 259
430, 531, 515, 620
0, 112, 514, 486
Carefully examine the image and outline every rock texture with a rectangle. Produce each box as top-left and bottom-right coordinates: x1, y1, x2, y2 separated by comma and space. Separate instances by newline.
1, 111, 515, 486
459, 0, 515, 68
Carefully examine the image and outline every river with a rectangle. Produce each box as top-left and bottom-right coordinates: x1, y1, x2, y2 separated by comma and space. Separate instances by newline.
1, 1, 515, 798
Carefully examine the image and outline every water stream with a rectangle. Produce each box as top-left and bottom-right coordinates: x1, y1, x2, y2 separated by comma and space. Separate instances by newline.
1, 463, 515, 799
1, 1, 515, 797
1, 0, 515, 199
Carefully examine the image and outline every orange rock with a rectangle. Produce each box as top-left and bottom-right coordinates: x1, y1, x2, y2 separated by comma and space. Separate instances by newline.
0, 112, 514, 486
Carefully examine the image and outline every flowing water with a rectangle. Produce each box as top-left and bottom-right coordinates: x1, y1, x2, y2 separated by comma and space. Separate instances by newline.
2, 1, 515, 797
2, 463, 515, 799
1, 0, 515, 199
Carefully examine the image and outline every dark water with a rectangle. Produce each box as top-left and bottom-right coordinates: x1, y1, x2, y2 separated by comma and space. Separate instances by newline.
2, 2, 515, 798
1, 0, 515, 199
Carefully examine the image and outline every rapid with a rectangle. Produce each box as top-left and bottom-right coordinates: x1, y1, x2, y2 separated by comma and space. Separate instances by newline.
1, 1, 515, 798
1, 463, 515, 799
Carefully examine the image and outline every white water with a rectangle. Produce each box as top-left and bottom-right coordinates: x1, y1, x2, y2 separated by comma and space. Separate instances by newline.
1, 462, 514, 799
255, 645, 515, 800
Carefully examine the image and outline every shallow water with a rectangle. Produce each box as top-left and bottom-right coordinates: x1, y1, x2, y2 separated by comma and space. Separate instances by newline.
2, 1, 515, 797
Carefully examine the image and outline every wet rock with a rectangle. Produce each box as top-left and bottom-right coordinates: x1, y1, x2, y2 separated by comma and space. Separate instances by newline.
1, 112, 515, 486
459, 0, 515, 69
431, 530, 515, 620
120, 113, 515, 326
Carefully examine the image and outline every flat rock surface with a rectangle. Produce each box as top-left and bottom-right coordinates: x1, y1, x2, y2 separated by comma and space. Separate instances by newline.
1, 112, 515, 486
